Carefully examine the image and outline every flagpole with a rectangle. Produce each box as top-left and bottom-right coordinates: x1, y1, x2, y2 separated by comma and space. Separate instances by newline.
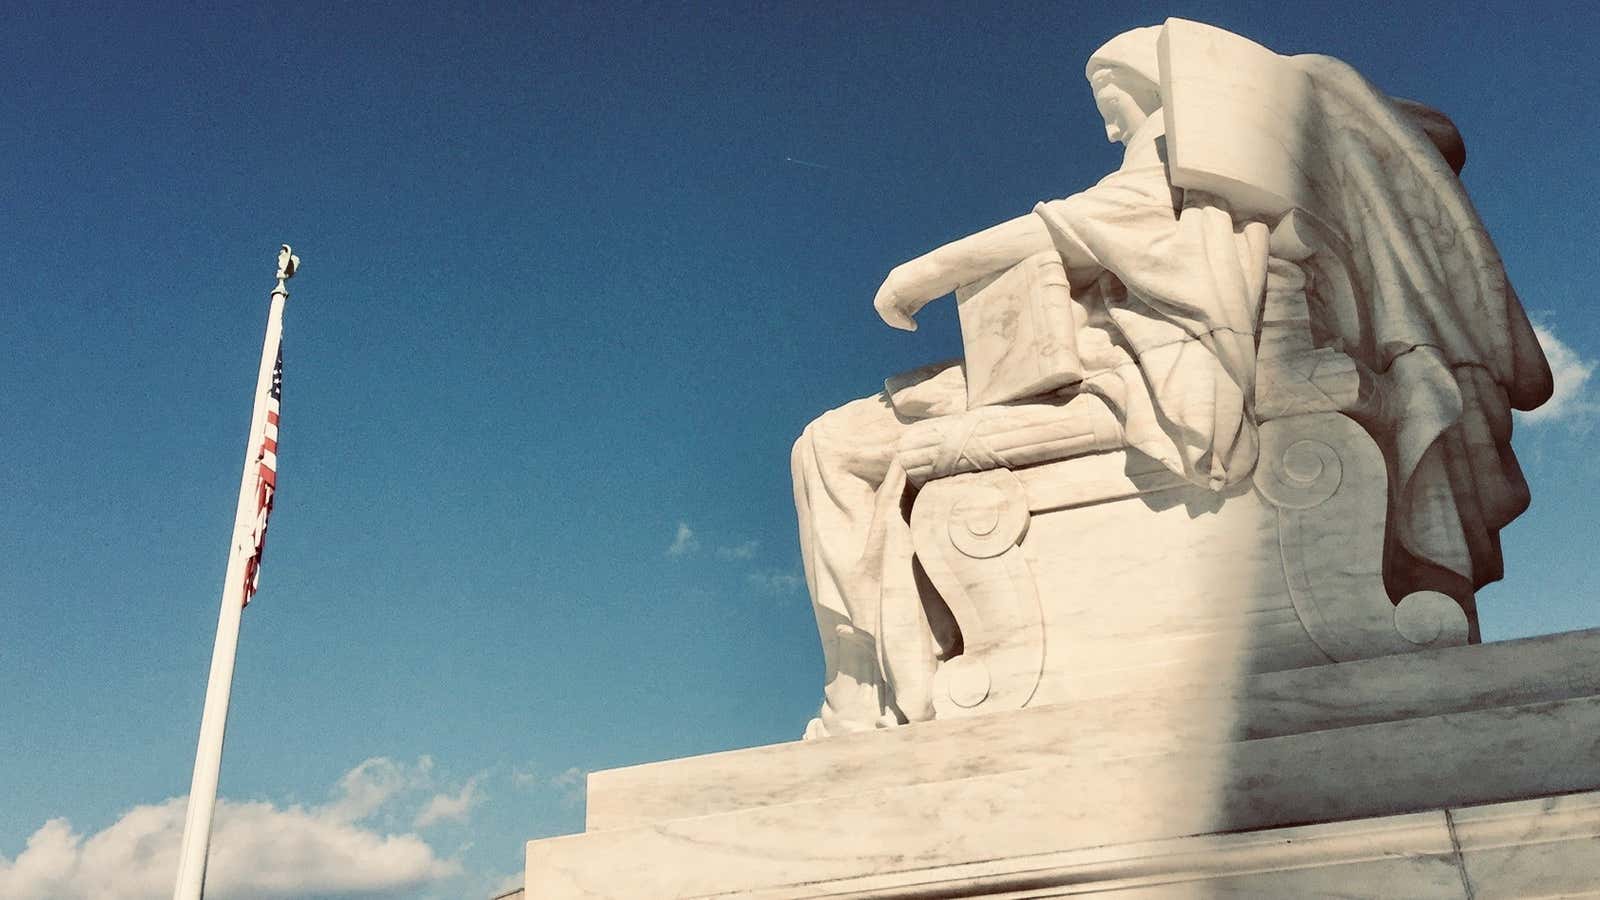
172, 245, 298, 900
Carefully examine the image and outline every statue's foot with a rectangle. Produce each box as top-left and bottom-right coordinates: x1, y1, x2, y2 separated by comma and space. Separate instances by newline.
803, 710, 902, 741
802, 716, 829, 741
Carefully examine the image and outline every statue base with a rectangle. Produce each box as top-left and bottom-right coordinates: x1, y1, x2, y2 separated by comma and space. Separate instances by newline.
522, 628, 1600, 898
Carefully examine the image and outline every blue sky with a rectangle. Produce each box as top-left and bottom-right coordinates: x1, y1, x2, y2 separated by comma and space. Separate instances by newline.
2, 1, 1596, 897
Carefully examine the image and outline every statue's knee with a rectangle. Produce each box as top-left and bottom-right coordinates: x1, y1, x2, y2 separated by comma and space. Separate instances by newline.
792, 407, 851, 468
791, 424, 817, 477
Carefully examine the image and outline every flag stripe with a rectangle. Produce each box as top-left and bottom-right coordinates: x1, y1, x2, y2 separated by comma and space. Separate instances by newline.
243, 343, 282, 607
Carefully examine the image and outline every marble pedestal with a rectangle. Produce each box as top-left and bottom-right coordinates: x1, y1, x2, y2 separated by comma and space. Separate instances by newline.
524, 629, 1600, 898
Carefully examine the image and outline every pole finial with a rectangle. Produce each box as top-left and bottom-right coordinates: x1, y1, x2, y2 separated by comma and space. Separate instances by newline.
273, 245, 300, 298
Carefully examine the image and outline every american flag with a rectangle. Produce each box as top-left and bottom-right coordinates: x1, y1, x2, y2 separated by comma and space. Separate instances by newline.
242, 344, 281, 607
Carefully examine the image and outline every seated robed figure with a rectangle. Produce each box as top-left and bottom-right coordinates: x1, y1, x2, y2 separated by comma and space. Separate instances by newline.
790, 21, 1552, 738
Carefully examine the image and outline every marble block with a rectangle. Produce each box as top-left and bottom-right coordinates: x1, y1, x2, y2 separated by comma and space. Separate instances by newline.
525, 629, 1600, 898
534, 794, 1599, 898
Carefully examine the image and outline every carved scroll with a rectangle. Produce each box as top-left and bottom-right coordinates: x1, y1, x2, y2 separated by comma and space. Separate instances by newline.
1252, 412, 1469, 660
909, 469, 1045, 718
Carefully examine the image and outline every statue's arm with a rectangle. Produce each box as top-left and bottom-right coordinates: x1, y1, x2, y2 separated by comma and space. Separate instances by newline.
875, 213, 1087, 331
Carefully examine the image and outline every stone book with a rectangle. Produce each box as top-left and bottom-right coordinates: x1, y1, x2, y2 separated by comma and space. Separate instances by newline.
954, 249, 1083, 408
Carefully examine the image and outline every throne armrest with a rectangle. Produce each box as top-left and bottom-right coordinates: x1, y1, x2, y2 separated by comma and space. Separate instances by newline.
894, 393, 1125, 487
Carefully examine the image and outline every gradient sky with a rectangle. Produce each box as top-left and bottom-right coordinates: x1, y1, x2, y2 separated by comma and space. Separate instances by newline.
3, 1, 1597, 897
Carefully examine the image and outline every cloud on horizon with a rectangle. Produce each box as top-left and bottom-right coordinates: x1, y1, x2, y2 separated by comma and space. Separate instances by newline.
0, 757, 468, 900
323, 755, 435, 824
1518, 323, 1597, 429
413, 776, 482, 829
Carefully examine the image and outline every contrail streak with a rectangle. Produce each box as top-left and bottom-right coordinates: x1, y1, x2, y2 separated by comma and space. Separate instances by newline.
784, 156, 864, 177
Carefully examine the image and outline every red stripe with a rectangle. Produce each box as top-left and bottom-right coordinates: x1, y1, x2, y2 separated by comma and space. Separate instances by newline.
267, 410, 280, 426
263, 436, 277, 453
243, 559, 258, 607
260, 464, 276, 487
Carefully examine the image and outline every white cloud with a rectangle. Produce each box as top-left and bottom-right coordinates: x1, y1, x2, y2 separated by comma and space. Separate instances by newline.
666, 522, 700, 557
1519, 324, 1598, 429
0, 757, 490, 900
321, 755, 433, 823
716, 539, 761, 560
511, 763, 587, 806
548, 766, 584, 790
413, 775, 482, 829
747, 570, 804, 596
547, 767, 585, 809
0, 792, 458, 900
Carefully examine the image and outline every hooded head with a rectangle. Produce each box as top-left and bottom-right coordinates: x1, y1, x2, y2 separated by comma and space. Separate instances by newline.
1085, 26, 1164, 144
1085, 25, 1163, 90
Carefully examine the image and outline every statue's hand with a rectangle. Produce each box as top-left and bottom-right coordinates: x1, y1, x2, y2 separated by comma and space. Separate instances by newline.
873, 265, 926, 332
873, 215, 1057, 331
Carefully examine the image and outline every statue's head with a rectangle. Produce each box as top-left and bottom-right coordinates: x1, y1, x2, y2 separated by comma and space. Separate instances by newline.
1085, 26, 1163, 145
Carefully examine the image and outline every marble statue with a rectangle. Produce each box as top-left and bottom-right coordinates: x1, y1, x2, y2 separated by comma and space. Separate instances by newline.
791, 19, 1553, 738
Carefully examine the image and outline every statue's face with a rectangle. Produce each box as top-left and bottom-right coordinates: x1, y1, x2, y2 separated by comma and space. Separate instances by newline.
1093, 77, 1147, 145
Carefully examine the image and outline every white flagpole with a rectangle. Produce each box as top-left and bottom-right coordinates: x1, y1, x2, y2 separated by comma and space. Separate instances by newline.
172, 245, 298, 900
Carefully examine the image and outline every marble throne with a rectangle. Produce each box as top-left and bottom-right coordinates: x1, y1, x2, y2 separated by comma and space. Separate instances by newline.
790, 18, 1553, 735
900, 271, 1470, 721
